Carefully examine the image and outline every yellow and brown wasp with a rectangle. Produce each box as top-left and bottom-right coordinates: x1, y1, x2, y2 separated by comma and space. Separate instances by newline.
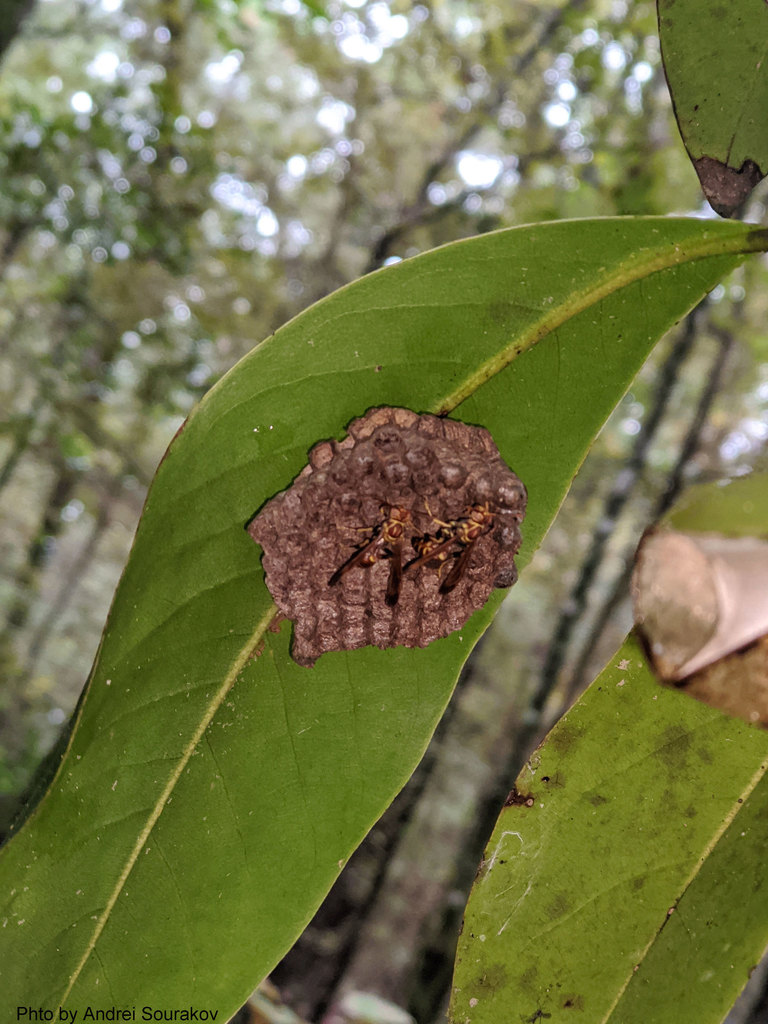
407, 525, 455, 581
329, 505, 411, 606
406, 502, 495, 593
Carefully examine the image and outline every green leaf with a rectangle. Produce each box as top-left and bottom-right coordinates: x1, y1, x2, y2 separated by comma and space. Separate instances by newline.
451, 636, 768, 1024
659, 0, 768, 215
1, 217, 766, 1018
665, 471, 768, 537
450, 474, 768, 1024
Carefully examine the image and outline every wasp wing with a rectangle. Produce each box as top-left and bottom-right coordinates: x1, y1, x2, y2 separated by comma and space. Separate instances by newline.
404, 533, 459, 572
439, 540, 475, 593
384, 540, 403, 607
328, 534, 382, 586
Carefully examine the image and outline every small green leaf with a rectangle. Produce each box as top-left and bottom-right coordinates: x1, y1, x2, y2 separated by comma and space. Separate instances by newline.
1, 217, 766, 1018
665, 472, 768, 536
659, 0, 768, 215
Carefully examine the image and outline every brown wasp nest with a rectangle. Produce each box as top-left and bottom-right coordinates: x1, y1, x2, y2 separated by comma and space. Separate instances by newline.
247, 407, 527, 666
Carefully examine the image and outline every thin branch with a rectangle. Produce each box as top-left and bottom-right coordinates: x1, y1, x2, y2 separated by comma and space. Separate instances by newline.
0, 397, 46, 495
533, 308, 701, 718
0, 218, 34, 279
24, 475, 123, 674
0, 0, 37, 63
563, 322, 735, 703
353, 1, 586, 276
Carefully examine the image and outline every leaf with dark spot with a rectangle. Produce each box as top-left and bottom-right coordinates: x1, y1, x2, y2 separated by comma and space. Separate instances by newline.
659, 0, 768, 216
693, 157, 763, 217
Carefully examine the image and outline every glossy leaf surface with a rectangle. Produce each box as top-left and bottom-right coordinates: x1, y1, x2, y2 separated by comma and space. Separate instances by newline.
1, 218, 765, 1018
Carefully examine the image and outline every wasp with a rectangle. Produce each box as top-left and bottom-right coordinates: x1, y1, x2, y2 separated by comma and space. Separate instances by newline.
406, 502, 495, 593
408, 526, 456, 580
329, 505, 411, 606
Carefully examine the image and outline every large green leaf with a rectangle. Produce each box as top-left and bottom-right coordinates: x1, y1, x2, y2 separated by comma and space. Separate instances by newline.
659, 0, 768, 215
451, 475, 768, 1024
1, 218, 766, 1019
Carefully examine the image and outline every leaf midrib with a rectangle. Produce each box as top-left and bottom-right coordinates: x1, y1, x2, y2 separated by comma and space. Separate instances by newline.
58, 602, 277, 1007
435, 225, 768, 413
601, 756, 768, 1023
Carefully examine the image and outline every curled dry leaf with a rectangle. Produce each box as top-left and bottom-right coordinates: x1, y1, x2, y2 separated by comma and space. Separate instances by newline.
632, 528, 768, 727
247, 407, 527, 666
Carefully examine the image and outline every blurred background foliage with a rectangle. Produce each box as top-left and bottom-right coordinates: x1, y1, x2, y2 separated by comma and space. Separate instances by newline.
1, 0, 768, 1021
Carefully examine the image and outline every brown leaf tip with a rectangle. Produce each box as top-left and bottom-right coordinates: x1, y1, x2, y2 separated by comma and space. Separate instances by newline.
694, 155, 764, 218
247, 406, 527, 666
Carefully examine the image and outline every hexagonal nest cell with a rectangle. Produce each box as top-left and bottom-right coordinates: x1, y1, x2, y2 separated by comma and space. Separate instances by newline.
247, 407, 527, 666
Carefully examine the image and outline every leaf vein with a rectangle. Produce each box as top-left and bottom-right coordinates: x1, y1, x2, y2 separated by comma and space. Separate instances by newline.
57, 603, 277, 1008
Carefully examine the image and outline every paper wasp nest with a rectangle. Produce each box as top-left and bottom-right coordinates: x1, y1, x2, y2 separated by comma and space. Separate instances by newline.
247, 407, 527, 666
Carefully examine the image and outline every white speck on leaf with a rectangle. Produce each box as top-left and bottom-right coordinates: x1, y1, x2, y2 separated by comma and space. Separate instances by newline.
486, 830, 524, 872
